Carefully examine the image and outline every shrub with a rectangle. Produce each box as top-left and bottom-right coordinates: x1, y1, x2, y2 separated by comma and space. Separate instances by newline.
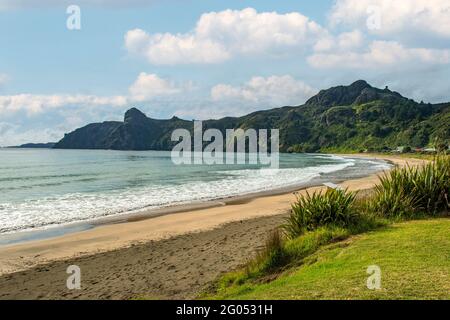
370, 154, 449, 218
283, 188, 357, 239
369, 168, 419, 219
411, 154, 449, 214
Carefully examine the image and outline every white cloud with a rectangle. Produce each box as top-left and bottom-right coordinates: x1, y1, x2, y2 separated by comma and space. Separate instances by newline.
314, 30, 364, 52
0, 94, 128, 115
0, 73, 185, 115
125, 29, 230, 65
211, 75, 317, 106
336, 30, 365, 51
125, 8, 327, 65
308, 41, 450, 68
129, 72, 181, 101
330, 0, 450, 38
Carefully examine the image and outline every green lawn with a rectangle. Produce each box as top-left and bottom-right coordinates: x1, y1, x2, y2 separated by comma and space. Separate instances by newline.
210, 218, 450, 300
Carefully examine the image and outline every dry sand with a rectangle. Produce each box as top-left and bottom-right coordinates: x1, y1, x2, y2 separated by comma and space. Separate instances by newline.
0, 154, 426, 299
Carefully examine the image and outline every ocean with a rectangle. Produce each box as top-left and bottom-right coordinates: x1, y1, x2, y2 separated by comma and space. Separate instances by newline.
0, 149, 391, 236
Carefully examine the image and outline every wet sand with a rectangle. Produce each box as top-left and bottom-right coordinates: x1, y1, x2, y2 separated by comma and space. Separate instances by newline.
0, 214, 287, 300
0, 154, 426, 299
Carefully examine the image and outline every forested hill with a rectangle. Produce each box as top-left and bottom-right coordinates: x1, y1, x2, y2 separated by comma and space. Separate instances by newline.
54, 80, 450, 152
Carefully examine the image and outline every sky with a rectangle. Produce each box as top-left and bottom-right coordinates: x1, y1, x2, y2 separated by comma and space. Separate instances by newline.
0, 0, 449, 146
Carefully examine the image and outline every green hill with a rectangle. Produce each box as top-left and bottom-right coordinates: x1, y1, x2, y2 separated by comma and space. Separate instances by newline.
209, 218, 450, 300
54, 80, 450, 152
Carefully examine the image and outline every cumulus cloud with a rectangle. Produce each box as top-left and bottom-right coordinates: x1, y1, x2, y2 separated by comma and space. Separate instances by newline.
0, 73, 186, 115
0, 94, 128, 115
330, 0, 450, 38
308, 41, 450, 68
211, 75, 317, 106
129, 72, 182, 101
314, 30, 365, 52
125, 8, 327, 65
125, 29, 230, 65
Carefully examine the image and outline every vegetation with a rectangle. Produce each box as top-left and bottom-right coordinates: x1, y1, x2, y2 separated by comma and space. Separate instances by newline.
366, 153, 438, 161
283, 189, 357, 238
206, 154, 450, 299
54, 80, 449, 152
216, 226, 359, 288
210, 219, 450, 300
370, 155, 449, 218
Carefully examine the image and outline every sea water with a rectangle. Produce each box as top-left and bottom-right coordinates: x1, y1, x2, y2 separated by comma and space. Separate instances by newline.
0, 149, 390, 235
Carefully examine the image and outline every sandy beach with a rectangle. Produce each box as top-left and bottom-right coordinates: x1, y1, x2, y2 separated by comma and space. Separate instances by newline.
0, 154, 426, 299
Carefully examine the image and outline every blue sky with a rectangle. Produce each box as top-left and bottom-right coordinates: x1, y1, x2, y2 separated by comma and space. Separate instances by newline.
0, 0, 449, 146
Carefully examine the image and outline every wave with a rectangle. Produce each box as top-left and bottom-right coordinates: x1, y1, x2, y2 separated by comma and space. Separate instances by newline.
0, 156, 386, 235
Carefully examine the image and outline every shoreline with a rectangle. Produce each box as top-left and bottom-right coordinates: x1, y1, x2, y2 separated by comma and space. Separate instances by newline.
0, 153, 389, 245
0, 154, 425, 277
0, 171, 374, 246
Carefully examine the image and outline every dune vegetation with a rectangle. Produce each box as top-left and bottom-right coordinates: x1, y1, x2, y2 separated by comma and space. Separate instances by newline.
206, 154, 449, 299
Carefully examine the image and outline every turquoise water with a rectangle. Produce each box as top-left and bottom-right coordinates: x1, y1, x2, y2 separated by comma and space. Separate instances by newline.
0, 149, 390, 234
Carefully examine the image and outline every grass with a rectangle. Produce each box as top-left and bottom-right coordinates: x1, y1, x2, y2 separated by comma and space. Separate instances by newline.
203, 154, 449, 300
208, 218, 450, 300
209, 216, 387, 291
